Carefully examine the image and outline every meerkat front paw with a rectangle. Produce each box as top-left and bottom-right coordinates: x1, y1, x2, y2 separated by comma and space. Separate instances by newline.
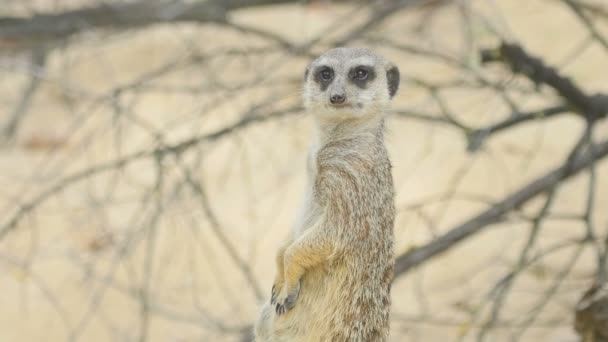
275, 280, 300, 316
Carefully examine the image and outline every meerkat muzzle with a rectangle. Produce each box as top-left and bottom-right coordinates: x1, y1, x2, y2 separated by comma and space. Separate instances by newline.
330, 94, 346, 105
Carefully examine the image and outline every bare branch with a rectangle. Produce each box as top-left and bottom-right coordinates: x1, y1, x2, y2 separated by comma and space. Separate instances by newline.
0, 106, 302, 241
394, 138, 608, 277
466, 105, 569, 152
0, 48, 46, 143
480, 42, 608, 121
561, 0, 608, 52
0, 0, 295, 52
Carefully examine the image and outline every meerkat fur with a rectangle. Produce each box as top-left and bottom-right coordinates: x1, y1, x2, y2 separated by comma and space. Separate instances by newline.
255, 47, 399, 342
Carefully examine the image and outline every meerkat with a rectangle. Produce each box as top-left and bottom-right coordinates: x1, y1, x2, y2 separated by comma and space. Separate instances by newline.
255, 47, 399, 342
575, 281, 608, 341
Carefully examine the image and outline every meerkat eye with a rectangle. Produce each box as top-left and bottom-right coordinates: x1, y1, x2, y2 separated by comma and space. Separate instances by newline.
320, 68, 333, 81
354, 67, 368, 80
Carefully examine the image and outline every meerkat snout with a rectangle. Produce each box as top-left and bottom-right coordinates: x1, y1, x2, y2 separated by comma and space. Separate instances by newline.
329, 93, 346, 105
304, 47, 400, 116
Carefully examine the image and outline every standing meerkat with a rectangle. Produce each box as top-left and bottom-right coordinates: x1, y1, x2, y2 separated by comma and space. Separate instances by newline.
255, 47, 399, 342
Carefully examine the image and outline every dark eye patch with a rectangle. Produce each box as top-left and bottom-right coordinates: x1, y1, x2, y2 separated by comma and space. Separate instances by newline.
386, 65, 399, 98
313, 66, 334, 91
348, 65, 375, 89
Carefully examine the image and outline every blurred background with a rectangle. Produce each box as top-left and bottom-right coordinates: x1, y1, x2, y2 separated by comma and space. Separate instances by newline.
0, 0, 607, 341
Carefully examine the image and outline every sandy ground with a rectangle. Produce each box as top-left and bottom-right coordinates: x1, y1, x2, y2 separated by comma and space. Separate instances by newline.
0, 1, 607, 341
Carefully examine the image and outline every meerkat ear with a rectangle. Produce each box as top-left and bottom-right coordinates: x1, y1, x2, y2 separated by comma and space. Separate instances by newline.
386, 64, 400, 98
304, 65, 310, 81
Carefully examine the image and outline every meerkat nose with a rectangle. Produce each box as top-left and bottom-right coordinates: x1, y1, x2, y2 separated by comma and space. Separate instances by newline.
330, 94, 346, 105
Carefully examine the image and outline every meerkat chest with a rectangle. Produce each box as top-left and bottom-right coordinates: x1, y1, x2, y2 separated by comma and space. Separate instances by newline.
307, 141, 321, 180
292, 144, 321, 238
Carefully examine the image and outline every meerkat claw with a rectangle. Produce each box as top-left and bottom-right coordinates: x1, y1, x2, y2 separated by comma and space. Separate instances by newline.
274, 281, 300, 316
270, 285, 277, 304
275, 298, 293, 316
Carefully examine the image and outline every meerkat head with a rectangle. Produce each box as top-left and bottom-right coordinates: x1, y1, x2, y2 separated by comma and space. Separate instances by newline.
303, 47, 399, 118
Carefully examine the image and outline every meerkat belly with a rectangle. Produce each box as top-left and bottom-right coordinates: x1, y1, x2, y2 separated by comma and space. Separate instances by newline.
271, 263, 347, 339
281, 260, 389, 341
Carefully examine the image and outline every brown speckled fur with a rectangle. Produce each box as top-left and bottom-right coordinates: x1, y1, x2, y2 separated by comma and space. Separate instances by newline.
255, 48, 399, 342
